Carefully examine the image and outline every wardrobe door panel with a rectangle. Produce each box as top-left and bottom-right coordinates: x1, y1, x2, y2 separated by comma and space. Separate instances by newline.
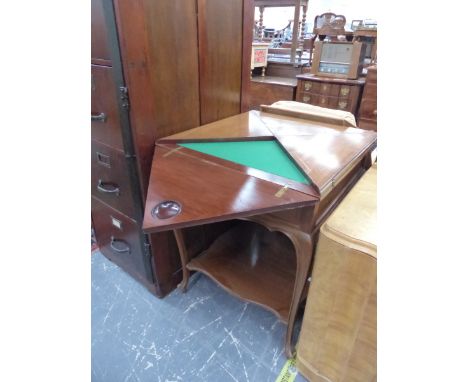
198, 0, 243, 124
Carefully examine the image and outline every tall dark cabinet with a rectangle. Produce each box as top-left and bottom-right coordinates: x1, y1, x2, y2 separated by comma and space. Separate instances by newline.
91, 0, 250, 297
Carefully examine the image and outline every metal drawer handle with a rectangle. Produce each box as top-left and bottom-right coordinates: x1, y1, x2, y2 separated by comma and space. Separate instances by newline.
110, 236, 130, 254
302, 95, 311, 102
91, 112, 107, 122
304, 82, 312, 91
97, 179, 120, 195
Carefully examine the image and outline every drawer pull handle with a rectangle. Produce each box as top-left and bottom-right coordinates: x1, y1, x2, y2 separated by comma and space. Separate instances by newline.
97, 179, 120, 195
91, 113, 107, 122
302, 95, 311, 102
110, 236, 130, 254
304, 82, 312, 91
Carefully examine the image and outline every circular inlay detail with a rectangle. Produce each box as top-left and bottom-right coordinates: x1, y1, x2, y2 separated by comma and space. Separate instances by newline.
152, 200, 182, 219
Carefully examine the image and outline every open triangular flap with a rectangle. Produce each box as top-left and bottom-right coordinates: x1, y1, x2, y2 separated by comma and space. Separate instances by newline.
159, 111, 273, 142
142, 145, 319, 234
274, 131, 377, 192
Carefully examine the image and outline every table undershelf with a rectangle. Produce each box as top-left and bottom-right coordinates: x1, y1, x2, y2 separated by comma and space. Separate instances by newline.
186, 221, 297, 322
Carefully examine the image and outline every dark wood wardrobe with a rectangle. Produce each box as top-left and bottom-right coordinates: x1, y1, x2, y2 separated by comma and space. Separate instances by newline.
91, 0, 251, 297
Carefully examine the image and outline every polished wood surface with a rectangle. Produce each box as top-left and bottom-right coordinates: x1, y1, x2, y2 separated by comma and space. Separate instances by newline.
274, 131, 376, 193
142, 110, 376, 355
114, 0, 201, 194
91, 0, 111, 66
358, 65, 377, 131
142, 145, 318, 234
249, 77, 297, 110
161, 111, 273, 142
297, 165, 377, 382
187, 221, 297, 321
198, 0, 243, 124
241, 0, 255, 112
91, 64, 123, 150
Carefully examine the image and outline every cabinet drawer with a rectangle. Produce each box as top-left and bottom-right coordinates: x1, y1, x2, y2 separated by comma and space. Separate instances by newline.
91, 140, 135, 218
298, 92, 319, 105
91, 65, 123, 150
92, 196, 150, 285
91, 0, 111, 64
301, 80, 321, 93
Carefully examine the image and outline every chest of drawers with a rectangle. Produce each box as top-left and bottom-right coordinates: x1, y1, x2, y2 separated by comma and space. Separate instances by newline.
296, 74, 365, 116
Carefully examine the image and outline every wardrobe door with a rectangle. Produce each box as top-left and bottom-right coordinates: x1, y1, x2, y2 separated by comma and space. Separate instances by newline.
113, 0, 201, 194
198, 0, 243, 124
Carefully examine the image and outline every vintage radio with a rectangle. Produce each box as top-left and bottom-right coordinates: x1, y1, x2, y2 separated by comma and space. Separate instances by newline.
311, 41, 366, 79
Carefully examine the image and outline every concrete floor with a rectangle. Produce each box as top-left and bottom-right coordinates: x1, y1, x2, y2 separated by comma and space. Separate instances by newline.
92, 251, 308, 382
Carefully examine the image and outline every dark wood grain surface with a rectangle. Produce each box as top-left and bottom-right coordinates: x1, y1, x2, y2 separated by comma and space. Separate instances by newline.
91, 0, 111, 65
358, 65, 377, 131
249, 79, 297, 110
187, 221, 297, 321
142, 145, 318, 234
198, 0, 243, 124
114, 0, 201, 195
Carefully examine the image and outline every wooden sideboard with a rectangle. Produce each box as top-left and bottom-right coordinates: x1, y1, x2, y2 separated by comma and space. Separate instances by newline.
358, 65, 377, 131
248, 76, 297, 110
297, 164, 377, 382
91, 0, 250, 297
296, 74, 365, 116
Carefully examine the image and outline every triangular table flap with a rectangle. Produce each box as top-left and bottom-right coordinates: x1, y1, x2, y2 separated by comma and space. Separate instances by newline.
158, 111, 273, 142
156, 143, 319, 196
142, 145, 318, 233
274, 132, 377, 192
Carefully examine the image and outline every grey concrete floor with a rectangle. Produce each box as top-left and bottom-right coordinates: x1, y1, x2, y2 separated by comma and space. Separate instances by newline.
92, 251, 309, 382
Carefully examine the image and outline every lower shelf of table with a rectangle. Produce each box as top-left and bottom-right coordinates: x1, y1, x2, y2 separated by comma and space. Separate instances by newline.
186, 220, 297, 322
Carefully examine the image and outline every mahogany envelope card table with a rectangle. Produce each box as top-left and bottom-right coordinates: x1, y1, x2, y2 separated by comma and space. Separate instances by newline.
142, 109, 377, 357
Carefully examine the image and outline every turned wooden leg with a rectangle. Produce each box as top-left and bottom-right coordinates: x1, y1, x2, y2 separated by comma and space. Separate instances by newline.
261, 66, 266, 76
173, 229, 190, 292
284, 232, 313, 358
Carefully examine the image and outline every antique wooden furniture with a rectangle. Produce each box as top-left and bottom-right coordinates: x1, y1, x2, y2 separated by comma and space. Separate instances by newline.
358, 65, 377, 131
254, 0, 308, 61
251, 42, 270, 77
311, 41, 366, 79
141, 109, 377, 356
296, 74, 365, 115
353, 27, 377, 64
91, 0, 251, 297
249, 76, 297, 110
297, 163, 377, 382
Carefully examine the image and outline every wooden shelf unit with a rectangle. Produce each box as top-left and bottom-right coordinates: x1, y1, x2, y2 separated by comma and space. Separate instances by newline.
186, 220, 297, 322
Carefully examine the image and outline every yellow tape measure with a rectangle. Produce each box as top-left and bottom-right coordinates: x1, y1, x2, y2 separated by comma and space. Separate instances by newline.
275, 354, 298, 382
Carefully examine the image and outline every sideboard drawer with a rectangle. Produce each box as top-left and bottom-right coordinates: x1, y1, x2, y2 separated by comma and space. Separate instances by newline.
92, 197, 150, 285
91, 64, 123, 150
91, 140, 135, 218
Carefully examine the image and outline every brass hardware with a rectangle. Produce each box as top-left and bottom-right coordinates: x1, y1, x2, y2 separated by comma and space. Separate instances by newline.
304, 82, 312, 91
340, 86, 350, 96
303, 95, 311, 102
338, 101, 348, 109
321, 97, 327, 104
